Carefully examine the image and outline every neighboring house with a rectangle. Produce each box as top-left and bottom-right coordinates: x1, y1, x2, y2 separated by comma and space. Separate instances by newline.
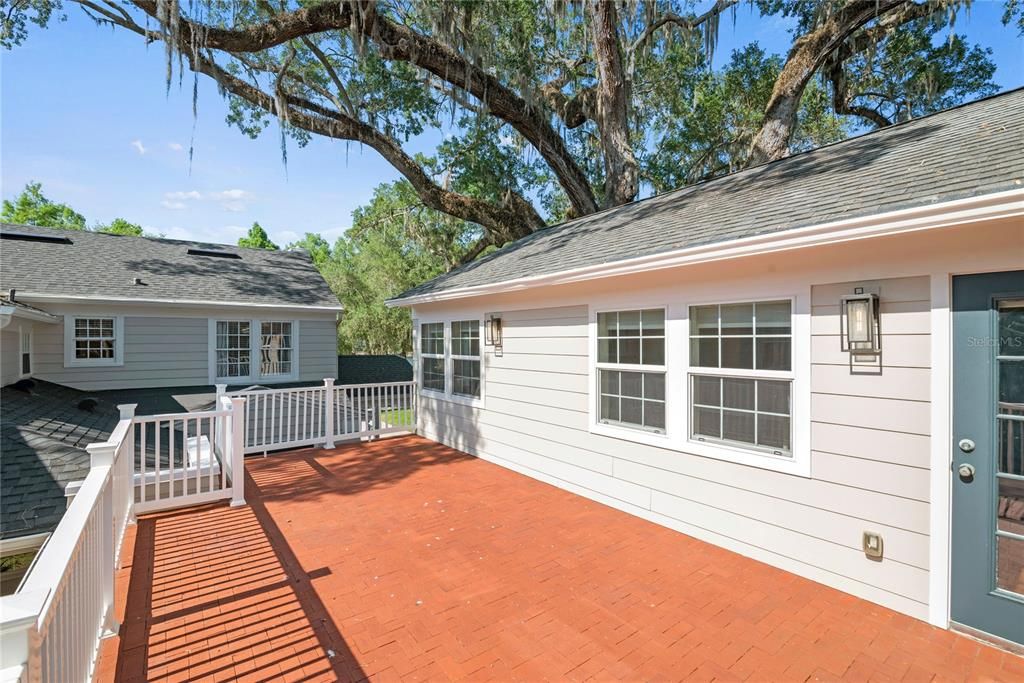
0, 224, 342, 391
390, 90, 1024, 647
0, 226, 342, 554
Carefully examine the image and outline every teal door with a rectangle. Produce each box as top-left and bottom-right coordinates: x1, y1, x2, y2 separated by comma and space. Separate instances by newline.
951, 270, 1024, 645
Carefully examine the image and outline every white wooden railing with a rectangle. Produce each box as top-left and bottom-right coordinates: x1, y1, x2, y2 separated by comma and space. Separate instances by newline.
132, 396, 245, 513
0, 397, 246, 683
225, 378, 416, 454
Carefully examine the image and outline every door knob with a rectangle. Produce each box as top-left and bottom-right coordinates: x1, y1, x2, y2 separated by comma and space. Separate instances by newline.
958, 463, 975, 482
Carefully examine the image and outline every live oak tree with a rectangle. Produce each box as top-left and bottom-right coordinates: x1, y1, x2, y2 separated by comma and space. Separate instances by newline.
2, 1, 1009, 256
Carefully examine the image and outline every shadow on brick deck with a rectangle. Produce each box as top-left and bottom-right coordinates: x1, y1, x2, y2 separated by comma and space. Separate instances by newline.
97, 436, 1024, 682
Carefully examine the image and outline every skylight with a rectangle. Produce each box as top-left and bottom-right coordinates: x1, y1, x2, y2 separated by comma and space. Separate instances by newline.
0, 231, 72, 244
187, 248, 242, 259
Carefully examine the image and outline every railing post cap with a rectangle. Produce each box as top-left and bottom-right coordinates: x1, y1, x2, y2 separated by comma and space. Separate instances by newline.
215, 383, 228, 393
324, 377, 336, 385
117, 403, 137, 419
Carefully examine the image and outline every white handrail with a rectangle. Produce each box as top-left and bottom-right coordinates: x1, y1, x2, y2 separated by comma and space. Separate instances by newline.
0, 405, 133, 683
0, 398, 248, 683
225, 378, 417, 454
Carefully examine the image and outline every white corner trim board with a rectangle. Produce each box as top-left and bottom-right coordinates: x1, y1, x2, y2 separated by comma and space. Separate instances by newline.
928, 271, 953, 629
387, 189, 1024, 307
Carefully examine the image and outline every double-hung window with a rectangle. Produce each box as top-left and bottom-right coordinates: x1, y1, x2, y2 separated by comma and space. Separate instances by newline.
451, 321, 481, 398
420, 322, 446, 393
65, 316, 123, 367
688, 300, 793, 455
216, 321, 251, 379
596, 309, 666, 432
260, 321, 293, 376
213, 319, 298, 382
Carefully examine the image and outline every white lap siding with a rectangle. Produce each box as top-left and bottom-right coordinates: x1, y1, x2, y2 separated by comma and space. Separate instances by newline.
1, 329, 22, 387
297, 318, 339, 382
418, 280, 933, 620
28, 308, 339, 391
33, 316, 210, 390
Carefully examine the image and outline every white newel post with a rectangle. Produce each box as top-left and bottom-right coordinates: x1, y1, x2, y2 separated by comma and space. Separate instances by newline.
323, 378, 336, 449
85, 440, 119, 637
118, 404, 137, 527
229, 397, 247, 507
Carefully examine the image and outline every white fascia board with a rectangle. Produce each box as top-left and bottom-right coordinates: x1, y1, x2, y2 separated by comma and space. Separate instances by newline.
0, 305, 60, 324
387, 188, 1024, 308
13, 293, 344, 313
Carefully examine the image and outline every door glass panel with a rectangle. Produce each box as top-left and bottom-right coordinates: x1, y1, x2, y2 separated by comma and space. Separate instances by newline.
996, 536, 1024, 595
998, 301, 1024, 357
997, 477, 1024, 538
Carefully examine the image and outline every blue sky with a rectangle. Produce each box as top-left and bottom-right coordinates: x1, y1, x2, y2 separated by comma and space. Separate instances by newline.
2, 2, 1021, 248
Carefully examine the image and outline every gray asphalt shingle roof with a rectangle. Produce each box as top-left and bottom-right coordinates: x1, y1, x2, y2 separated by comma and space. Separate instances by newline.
393, 88, 1024, 302
0, 224, 341, 308
1, 381, 119, 539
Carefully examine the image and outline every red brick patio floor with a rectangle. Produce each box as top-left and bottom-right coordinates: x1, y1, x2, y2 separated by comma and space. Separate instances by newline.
96, 435, 1024, 682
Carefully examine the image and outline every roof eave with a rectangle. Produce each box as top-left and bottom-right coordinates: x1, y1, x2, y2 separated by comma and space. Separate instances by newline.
387, 187, 1024, 308
11, 293, 344, 312
0, 304, 61, 325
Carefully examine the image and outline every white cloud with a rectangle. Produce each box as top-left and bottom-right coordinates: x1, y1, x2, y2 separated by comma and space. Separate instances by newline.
160, 189, 252, 212
164, 190, 203, 201
167, 142, 184, 152
131, 139, 147, 155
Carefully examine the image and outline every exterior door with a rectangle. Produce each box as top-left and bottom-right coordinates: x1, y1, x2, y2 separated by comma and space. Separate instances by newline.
951, 270, 1024, 646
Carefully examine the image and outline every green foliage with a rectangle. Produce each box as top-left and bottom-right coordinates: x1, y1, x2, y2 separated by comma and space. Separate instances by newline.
237, 221, 279, 250
96, 218, 144, 236
320, 180, 479, 354
286, 233, 332, 267
643, 44, 847, 190
838, 18, 998, 124
1, 181, 86, 229
0, 0, 60, 49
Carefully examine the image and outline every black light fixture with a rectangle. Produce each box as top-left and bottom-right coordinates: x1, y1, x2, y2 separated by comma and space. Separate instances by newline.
485, 313, 503, 348
840, 288, 880, 355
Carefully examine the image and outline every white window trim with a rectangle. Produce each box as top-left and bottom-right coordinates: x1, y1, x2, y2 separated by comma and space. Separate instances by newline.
63, 315, 124, 368
592, 306, 669, 439
258, 320, 298, 379
207, 318, 300, 384
18, 324, 32, 378
588, 291, 811, 477
686, 298, 796, 458
417, 318, 485, 408
450, 319, 484, 403
419, 320, 447, 398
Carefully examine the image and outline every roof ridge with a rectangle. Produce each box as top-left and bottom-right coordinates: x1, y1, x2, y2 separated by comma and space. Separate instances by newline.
0, 221, 317, 259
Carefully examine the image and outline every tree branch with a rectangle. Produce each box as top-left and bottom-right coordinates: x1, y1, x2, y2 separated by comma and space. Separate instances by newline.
589, 0, 638, 208
748, 0, 919, 164
124, 0, 600, 217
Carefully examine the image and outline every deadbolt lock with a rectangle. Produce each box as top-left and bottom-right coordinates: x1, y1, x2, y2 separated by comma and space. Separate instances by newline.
958, 438, 975, 453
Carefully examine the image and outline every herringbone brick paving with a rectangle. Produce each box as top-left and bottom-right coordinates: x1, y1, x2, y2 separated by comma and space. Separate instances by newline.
96, 435, 1024, 682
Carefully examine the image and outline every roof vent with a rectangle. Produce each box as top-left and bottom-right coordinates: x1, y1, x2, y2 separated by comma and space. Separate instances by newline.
132, 277, 145, 286
0, 231, 72, 244
187, 248, 242, 259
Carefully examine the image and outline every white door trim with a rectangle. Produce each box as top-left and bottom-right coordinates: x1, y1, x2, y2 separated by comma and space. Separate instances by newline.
928, 271, 952, 628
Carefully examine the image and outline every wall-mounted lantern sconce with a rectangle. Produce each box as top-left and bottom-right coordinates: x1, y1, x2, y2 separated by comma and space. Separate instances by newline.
485, 314, 503, 348
841, 288, 880, 355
